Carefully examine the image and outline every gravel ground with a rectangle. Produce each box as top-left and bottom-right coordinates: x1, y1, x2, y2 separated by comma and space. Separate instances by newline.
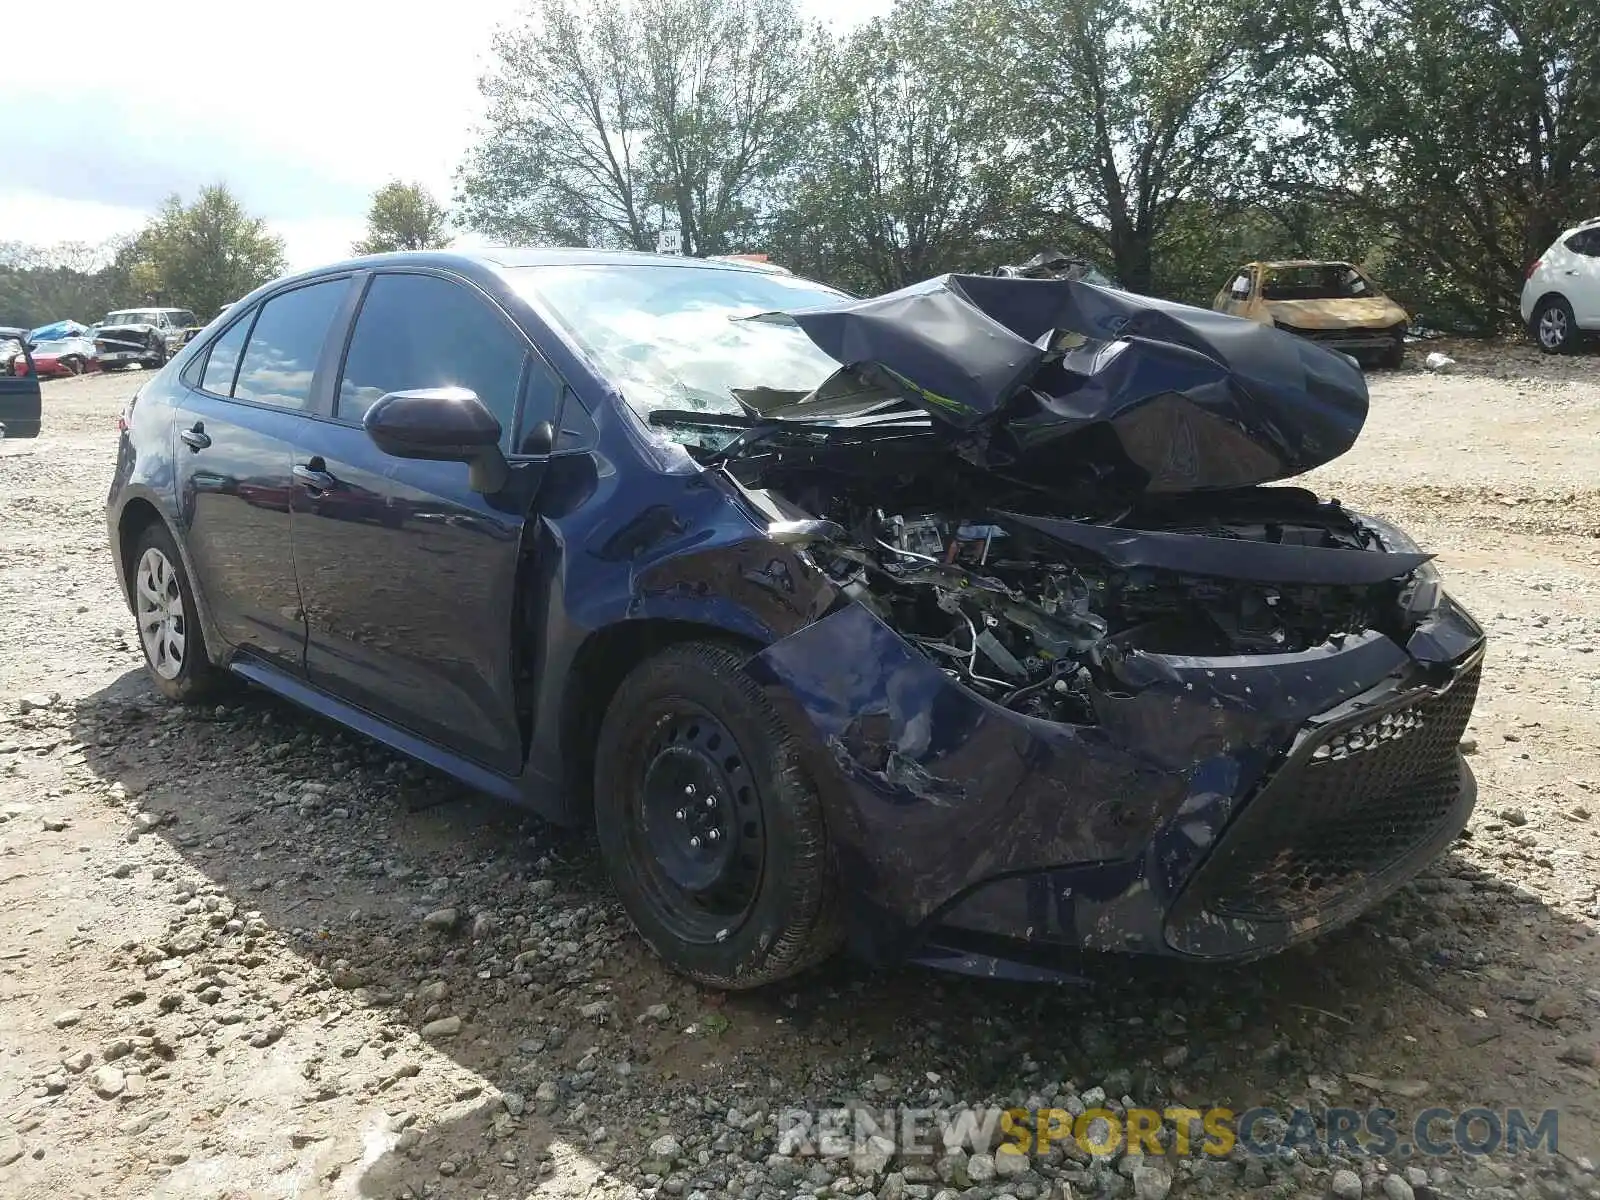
2, 345, 1599, 1200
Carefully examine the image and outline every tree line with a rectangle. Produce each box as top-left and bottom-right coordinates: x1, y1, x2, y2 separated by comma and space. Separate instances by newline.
458, 0, 1600, 331
7, 0, 1594, 333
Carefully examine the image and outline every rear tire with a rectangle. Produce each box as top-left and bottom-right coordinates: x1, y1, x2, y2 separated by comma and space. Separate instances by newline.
1533, 296, 1576, 354
594, 641, 843, 989
129, 522, 225, 703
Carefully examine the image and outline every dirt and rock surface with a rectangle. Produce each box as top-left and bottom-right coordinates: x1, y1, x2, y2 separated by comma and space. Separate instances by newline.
2, 344, 1599, 1200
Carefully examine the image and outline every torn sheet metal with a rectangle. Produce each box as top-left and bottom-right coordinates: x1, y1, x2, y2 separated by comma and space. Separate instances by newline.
996, 510, 1432, 585
753, 274, 1370, 494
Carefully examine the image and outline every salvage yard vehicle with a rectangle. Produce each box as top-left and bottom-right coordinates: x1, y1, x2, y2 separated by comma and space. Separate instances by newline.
0, 338, 41, 438
1214, 260, 1409, 367
1521, 217, 1600, 353
9, 333, 99, 377
106, 250, 1485, 987
94, 307, 199, 370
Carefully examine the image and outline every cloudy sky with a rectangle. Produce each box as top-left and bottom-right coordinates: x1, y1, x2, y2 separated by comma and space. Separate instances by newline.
2, 0, 887, 272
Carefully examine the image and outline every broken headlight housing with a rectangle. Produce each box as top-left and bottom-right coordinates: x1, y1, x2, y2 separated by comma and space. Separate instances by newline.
1357, 513, 1443, 623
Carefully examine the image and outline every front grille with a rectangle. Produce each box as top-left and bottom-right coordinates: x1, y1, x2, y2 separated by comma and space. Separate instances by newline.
1181, 662, 1480, 924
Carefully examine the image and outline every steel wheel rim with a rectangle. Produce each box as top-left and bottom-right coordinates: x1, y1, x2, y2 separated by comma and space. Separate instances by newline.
626, 705, 766, 944
1539, 307, 1567, 348
135, 547, 186, 680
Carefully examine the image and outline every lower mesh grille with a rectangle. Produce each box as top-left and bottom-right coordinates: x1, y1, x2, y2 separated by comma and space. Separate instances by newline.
1182, 662, 1480, 923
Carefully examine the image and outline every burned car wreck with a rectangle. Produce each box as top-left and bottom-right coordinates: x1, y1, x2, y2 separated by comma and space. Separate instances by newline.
641, 273, 1483, 979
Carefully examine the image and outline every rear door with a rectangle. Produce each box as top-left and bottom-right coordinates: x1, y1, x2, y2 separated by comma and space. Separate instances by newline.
291, 270, 558, 772
172, 277, 352, 673
0, 350, 42, 439
1563, 229, 1600, 326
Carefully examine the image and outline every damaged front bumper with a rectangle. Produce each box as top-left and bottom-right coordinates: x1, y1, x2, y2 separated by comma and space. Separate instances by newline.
749, 589, 1484, 978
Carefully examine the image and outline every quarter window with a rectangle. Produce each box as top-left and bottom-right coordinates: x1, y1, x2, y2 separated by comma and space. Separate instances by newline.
200, 311, 253, 396
233, 280, 347, 410
336, 273, 528, 440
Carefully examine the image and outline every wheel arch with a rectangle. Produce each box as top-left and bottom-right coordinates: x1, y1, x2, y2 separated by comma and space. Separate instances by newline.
115, 496, 226, 664
558, 619, 765, 823
116, 497, 168, 604
1530, 291, 1572, 321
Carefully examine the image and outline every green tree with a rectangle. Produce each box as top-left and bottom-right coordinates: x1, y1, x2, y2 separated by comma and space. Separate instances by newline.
0, 239, 139, 328
1297, 0, 1600, 331
353, 180, 452, 254
976, 0, 1303, 295
458, 0, 813, 255
769, 0, 1027, 293
125, 185, 286, 319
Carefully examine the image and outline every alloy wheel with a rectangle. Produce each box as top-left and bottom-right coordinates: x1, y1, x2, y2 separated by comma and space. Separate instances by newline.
135, 546, 186, 680
1539, 305, 1569, 349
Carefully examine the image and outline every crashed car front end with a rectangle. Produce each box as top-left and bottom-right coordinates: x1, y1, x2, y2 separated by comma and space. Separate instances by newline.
650, 273, 1484, 975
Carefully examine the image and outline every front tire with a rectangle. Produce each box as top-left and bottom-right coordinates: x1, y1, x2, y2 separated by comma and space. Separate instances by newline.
594, 641, 843, 989
129, 522, 224, 703
1533, 296, 1576, 354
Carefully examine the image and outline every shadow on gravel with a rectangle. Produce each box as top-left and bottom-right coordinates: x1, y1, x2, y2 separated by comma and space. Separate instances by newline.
70, 671, 1600, 1193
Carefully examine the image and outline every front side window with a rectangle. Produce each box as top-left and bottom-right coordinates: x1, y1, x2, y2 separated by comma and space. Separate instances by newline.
511, 264, 846, 419
199, 310, 253, 395
336, 273, 528, 440
233, 280, 347, 410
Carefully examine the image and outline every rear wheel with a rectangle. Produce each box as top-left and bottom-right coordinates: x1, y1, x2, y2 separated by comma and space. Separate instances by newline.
1533, 296, 1576, 354
594, 641, 843, 988
129, 522, 224, 703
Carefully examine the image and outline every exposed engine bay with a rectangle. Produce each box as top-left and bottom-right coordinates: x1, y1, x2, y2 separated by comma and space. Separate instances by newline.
655, 270, 1443, 727
729, 466, 1425, 726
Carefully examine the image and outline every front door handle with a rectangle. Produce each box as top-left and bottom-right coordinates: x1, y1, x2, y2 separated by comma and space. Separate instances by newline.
180, 423, 211, 451
293, 463, 337, 492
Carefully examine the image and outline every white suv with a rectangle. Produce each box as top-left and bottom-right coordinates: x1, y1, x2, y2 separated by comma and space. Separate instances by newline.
1522, 218, 1600, 353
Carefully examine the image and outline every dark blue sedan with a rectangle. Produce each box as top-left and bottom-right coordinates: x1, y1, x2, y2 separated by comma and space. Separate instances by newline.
107, 249, 1484, 987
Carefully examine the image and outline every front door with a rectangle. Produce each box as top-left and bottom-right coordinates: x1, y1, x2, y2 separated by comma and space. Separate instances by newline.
291, 271, 559, 773
172, 278, 351, 672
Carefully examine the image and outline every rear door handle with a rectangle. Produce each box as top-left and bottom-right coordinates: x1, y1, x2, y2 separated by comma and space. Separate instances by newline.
180, 423, 211, 450
294, 462, 337, 492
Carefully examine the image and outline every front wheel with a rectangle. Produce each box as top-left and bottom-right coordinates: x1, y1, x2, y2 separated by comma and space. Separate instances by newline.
1533, 297, 1576, 354
594, 641, 843, 988
129, 523, 225, 702
1380, 336, 1405, 369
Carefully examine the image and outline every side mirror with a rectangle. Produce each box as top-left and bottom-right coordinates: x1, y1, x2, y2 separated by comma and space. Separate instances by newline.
364, 387, 509, 493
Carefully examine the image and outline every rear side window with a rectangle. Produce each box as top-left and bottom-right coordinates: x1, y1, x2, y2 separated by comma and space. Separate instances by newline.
336, 273, 527, 440
200, 312, 253, 395
1566, 230, 1600, 257
233, 280, 346, 410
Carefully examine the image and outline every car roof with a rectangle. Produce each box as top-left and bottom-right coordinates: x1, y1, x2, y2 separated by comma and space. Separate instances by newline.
272, 246, 781, 291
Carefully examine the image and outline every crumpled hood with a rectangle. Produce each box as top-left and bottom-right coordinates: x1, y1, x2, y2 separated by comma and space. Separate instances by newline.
760, 274, 1370, 494
1264, 295, 1408, 329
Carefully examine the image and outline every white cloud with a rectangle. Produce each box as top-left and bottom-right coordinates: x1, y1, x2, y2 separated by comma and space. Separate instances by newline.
3, 0, 892, 272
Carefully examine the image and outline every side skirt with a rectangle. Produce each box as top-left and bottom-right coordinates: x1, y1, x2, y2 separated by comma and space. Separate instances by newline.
227, 657, 525, 807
